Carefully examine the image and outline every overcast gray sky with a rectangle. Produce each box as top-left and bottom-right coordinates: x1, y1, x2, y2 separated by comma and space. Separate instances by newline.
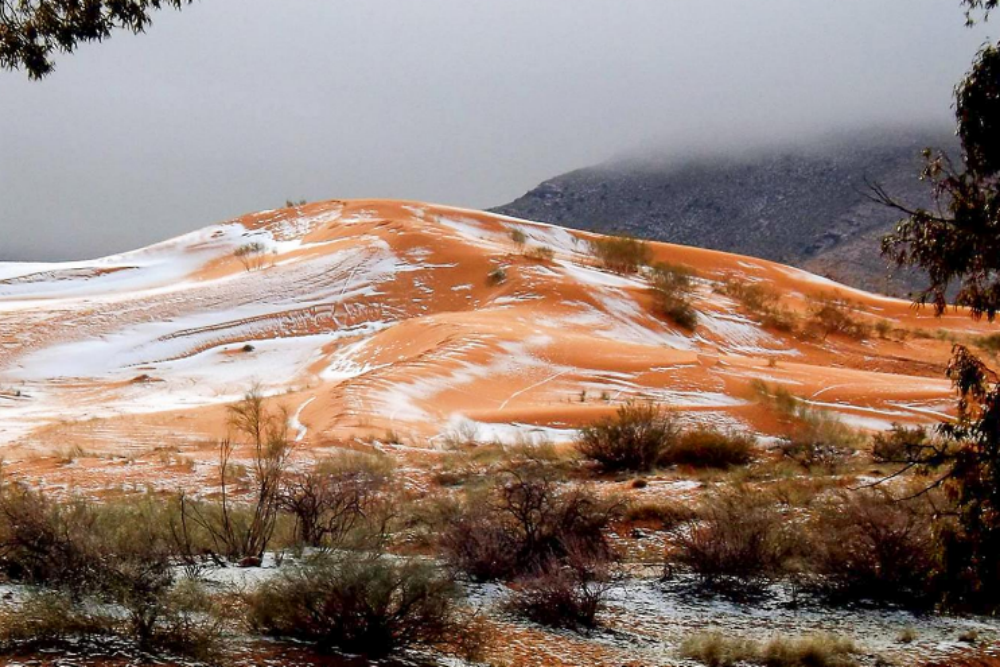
0, 0, 992, 261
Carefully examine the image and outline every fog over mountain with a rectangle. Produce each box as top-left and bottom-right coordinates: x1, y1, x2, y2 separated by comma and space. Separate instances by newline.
0, 0, 990, 261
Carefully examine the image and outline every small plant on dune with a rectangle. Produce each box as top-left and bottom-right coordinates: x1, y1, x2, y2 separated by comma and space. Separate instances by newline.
524, 245, 555, 262
576, 402, 680, 472
504, 550, 616, 632
590, 234, 652, 274
650, 262, 698, 330
509, 228, 527, 249
285, 198, 307, 208
718, 279, 797, 332
487, 266, 508, 285
806, 295, 871, 340
234, 241, 268, 272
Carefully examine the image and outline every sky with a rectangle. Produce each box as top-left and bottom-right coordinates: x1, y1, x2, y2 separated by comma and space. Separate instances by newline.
0, 0, 993, 261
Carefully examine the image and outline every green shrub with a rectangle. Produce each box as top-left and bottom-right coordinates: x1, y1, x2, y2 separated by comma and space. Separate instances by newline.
651, 263, 698, 330
246, 554, 460, 658
577, 402, 679, 472
591, 234, 652, 274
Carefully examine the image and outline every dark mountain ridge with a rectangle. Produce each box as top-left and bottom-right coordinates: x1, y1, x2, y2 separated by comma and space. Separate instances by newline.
493, 129, 958, 295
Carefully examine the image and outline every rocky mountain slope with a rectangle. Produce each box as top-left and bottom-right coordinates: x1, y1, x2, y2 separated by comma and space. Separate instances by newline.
492, 131, 957, 295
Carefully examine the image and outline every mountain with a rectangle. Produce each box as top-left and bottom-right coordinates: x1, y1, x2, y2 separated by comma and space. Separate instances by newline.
0, 198, 988, 492
492, 130, 958, 295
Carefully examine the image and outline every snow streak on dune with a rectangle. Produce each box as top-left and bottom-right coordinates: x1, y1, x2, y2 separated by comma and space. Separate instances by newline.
0, 199, 993, 452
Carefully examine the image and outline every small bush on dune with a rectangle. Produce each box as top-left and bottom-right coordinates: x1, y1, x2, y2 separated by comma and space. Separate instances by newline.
670, 488, 793, 596
651, 262, 698, 330
577, 402, 679, 472
524, 245, 555, 262
780, 407, 862, 470
487, 266, 507, 285
246, 554, 460, 658
806, 296, 871, 340
718, 280, 797, 332
591, 234, 652, 274
871, 424, 948, 465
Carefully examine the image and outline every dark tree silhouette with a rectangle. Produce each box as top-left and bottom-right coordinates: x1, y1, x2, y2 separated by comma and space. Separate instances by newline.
871, 0, 1000, 612
1, 0, 192, 79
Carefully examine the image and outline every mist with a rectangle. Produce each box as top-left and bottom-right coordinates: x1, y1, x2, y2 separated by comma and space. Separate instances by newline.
0, 0, 991, 260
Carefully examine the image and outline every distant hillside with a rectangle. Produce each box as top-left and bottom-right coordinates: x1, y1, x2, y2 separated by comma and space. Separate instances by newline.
493, 131, 957, 296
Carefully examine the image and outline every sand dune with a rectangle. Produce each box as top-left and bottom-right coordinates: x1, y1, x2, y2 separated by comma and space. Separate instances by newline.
0, 199, 994, 465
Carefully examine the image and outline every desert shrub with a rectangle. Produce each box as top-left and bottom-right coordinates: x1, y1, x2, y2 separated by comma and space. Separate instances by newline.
975, 332, 1000, 356
439, 463, 622, 582
577, 402, 679, 472
871, 424, 948, 464
509, 228, 527, 248
806, 490, 938, 607
524, 245, 555, 262
234, 241, 268, 272
0, 483, 98, 590
806, 296, 871, 340
718, 280, 797, 332
681, 631, 859, 667
0, 592, 119, 656
590, 234, 652, 274
664, 427, 755, 469
754, 384, 861, 470
280, 453, 393, 551
670, 488, 793, 596
487, 266, 507, 285
625, 499, 698, 529
245, 554, 459, 658
779, 407, 862, 470
176, 387, 292, 564
504, 556, 614, 631
651, 262, 698, 329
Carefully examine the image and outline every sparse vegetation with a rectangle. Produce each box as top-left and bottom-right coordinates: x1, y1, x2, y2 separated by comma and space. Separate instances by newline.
717, 279, 797, 332
510, 228, 527, 249
650, 262, 698, 330
246, 554, 461, 658
487, 266, 508, 285
681, 632, 859, 667
439, 462, 622, 582
590, 234, 652, 274
664, 427, 755, 469
524, 245, 555, 262
234, 241, 268, 272
806, 296, 871, 340
670, 487, 793, 596
576, 402, 679, 472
